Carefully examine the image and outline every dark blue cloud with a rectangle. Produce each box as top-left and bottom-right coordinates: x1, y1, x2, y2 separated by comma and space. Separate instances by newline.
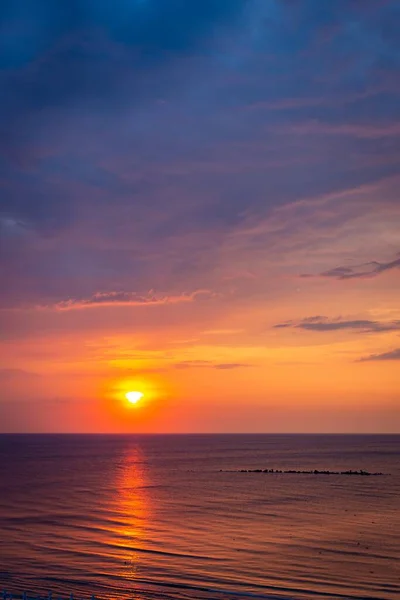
0, 0, 246, 118
0, 1, 247, 230
1, 1, 399, 307
0, 0, 246, 69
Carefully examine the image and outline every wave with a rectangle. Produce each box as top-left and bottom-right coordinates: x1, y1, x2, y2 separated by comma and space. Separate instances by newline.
33, 575, 396, 600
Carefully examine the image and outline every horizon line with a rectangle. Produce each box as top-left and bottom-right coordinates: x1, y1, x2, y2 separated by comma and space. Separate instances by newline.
0, 432, 399, 436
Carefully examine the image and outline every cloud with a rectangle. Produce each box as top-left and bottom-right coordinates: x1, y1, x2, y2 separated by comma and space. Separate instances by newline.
320, 256, 400, 280
174, 360, 252, 370
0, 1, 246, 112
243, 85, 399, 113
2, 0, 400, 233
301, 253, 400, 280
214, 363, 252, 370
359, 348, 400, 362
320, 266, 356, 278
274, 316, 400, 333
1, 0, 400, 320
0, 368, 40, 381
277, 120, 400, 140
0, 0, 247, 229
174, 360, 213, 369
38, 289, 213, 311
202, 328, 244, 335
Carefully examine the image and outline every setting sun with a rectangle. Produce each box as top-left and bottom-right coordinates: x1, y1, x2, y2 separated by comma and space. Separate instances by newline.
125, 391, 143, 404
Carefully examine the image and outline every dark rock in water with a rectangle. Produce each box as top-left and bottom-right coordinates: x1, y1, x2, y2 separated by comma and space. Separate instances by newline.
230, 468, 385, 476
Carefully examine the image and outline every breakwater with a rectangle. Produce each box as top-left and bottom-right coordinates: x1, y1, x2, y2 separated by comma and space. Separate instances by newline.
225, 468, 385, 475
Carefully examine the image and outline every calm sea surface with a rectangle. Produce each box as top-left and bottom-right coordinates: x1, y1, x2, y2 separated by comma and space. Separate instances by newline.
0, 434, 399, 600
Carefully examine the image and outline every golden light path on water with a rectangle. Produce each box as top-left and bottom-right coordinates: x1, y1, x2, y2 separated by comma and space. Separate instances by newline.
111, 446, 150, 598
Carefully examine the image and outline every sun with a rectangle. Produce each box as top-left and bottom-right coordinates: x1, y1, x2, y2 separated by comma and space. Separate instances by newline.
125, 391, 143, 404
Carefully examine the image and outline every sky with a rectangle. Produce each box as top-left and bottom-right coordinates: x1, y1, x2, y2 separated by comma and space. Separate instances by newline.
0, 0, 399, 433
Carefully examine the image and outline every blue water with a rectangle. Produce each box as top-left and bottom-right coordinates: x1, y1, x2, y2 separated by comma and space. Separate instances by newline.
0, 434, 399, 600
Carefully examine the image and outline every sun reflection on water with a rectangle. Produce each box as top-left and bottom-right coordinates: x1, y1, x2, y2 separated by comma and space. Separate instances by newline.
111, 446, 150, 596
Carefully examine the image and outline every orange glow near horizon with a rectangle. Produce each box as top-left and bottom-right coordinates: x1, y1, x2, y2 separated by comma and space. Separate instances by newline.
93, 375, 176, 430
1, 261, 400, 434
0, 310, 399, 433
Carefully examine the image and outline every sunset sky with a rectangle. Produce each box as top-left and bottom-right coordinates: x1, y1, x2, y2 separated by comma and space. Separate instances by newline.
1, 0, 399, 433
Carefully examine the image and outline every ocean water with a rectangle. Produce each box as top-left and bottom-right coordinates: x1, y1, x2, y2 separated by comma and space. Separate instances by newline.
0, 434, 399, 600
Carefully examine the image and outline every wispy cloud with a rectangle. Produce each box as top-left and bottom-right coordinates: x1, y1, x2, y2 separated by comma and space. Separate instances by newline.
322, 257, 400, 280
359, 348, 400, 362
274, 316, 400, 333
302, 253, 400, 280
202, 328, 244, 336
277, 120, 400, 139
174, 360, 252, 370
39, 290, 213, 311
174, 360, 213, 369
214, 362, 252, 370
242, 86, 395, 113
0, 368, 40, 381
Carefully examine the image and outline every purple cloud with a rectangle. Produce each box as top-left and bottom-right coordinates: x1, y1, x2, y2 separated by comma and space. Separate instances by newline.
359, 348, 400, 362
322, 257, 400, 280
214, 363, 252, 370
45, 290, 212, 311
174, 361, 252, 370
274, 317, 400, 333
301, 254, 400, 280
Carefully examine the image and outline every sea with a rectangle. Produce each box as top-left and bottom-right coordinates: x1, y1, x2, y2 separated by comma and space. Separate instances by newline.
0, 434, 399, 600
